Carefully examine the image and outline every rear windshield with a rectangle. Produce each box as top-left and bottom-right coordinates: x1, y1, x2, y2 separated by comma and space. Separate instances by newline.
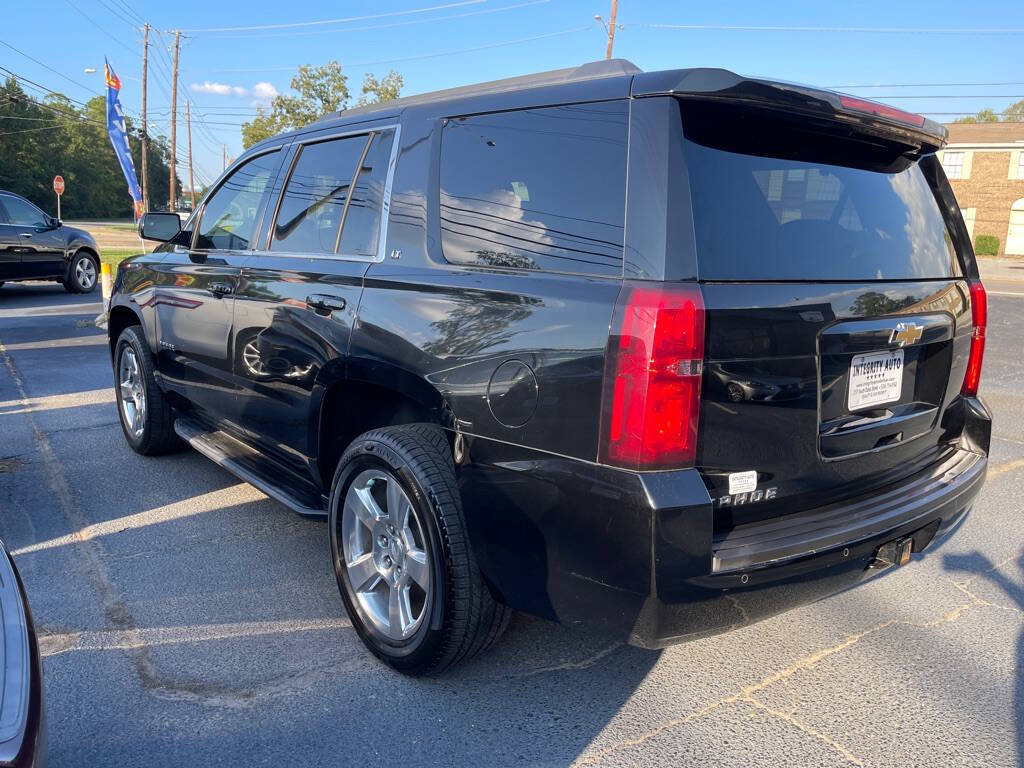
682, 106, 962, 282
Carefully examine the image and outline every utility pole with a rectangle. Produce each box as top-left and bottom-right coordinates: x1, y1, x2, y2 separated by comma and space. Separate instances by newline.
169, 29, 181, 211
186, 100, 195, 209
140, 23, 149, 212
604, 0, 619, 60
222, 144, 227, 172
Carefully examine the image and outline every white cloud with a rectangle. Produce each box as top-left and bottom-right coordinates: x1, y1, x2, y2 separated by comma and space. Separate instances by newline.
189, 81, 248, 97
250, 81, 279, 106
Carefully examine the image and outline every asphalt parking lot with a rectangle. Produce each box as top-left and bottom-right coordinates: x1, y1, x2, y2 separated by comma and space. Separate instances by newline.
1, 280, 1023, 767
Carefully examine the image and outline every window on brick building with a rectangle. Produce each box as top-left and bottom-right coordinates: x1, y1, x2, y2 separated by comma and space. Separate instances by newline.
1018, 152, 1024, 179
942, 151, 965, 179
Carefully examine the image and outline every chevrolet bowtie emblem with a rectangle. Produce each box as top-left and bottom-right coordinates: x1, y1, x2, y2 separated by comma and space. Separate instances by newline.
890, 322, 924, 347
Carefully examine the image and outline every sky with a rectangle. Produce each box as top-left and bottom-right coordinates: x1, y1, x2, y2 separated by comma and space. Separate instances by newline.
3, 0, 1024, 191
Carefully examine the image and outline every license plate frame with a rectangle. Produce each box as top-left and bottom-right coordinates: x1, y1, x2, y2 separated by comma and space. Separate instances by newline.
847, 348, 904, 412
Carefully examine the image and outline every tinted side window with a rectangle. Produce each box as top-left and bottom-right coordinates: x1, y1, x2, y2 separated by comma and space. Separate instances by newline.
195, 151, 280, 251
439, 101, 628, 276
271, 135, 364, 255
2, 196, 47, 227
338, 131, 392, 256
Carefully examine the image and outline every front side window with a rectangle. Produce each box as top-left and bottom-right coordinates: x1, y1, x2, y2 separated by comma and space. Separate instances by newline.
271, 130, 392, 257
2, 195, 47, 227
439, 101, 628, 276
195, 151, 280, 251
942, 151, 965, 179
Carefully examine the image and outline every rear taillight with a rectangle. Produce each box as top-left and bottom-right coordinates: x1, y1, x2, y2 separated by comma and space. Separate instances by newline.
961, 279, 987, 397
599, 283, 705, 470
838, 94, 927, 128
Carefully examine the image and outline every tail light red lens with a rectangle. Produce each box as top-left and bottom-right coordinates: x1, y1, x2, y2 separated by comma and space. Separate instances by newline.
599, 283, 706, 470
961, 279, 987, 397
838, 95, 927, 128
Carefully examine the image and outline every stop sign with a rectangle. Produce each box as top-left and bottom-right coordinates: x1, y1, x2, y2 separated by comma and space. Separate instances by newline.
53, 175, 65, 196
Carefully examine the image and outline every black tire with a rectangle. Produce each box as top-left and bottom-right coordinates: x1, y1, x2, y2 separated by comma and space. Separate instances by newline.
113, 325, 180, 455
329, 424, 510, 675
64, 250, 99, 294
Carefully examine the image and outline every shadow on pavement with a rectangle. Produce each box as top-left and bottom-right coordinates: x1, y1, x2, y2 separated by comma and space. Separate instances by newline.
943, 550, 1024, 768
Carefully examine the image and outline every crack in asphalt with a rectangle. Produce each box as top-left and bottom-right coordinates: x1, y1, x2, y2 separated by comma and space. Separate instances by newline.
0, 339, 359, 709
574, 547, 1024, 767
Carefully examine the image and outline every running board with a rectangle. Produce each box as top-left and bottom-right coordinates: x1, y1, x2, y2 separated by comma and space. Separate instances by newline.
174, 417, 328, 518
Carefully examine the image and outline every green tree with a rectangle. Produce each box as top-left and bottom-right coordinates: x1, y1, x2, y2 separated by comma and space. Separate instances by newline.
241, 62, 403, 149
951, 100, 1024, 124
953, 108, 1001, 124
359, 71, 403, 106
0, 77, 176, 218
1003, 99, 1024, 122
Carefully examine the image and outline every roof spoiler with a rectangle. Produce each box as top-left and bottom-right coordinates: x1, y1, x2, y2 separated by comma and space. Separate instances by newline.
632, 68, 948, 153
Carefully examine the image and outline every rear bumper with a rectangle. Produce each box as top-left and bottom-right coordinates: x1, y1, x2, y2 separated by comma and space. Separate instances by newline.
458, 397, 990, 648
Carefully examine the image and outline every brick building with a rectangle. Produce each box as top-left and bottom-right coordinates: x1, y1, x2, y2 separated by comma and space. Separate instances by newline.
937, 123, 1024, 256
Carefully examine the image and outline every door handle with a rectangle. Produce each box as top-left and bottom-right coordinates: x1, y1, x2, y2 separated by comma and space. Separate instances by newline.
306, 294, 346, 315
209, 282, 234, 297
21, 233, 32, 238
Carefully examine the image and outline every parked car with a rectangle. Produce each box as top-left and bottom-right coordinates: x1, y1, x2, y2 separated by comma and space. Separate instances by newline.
107, 60, 991, 674
0, 190, 100, 293
0, 540, 43, 767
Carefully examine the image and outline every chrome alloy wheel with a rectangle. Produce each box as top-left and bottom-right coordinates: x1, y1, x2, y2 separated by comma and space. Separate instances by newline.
118, 346, 146, 438
341, 469, 431, 641
75, 256, 97, 290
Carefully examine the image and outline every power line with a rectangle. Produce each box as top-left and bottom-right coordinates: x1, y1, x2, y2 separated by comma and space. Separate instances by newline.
830, 81, 1024, 89
197, 0, 552, 40
0, 38, 101, 99
0, 123, 75, 137
212, 25, 591, 72
93, 0, 141, 30
63, 0, 140, 55
642, 23, 1024, 35
180, 0, 483, 34
858, 95, 1024, 99
0, 66, 97, 111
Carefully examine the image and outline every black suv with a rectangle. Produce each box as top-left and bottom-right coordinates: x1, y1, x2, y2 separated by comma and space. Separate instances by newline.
108, 60, 991, 674
0, 190, 101, 293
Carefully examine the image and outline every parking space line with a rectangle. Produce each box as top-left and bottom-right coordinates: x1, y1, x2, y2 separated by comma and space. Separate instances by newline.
38, 617, 353, 657
1, 335, 107, 352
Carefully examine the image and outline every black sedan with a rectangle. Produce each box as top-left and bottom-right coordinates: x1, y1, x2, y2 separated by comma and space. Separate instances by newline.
0, 540, 42, 767
0, 190, 100, 293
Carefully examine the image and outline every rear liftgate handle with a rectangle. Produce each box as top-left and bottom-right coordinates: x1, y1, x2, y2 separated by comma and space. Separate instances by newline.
306, 294, 346, 316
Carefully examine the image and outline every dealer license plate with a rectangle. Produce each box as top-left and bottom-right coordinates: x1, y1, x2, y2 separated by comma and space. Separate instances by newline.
848, 349, 904, 411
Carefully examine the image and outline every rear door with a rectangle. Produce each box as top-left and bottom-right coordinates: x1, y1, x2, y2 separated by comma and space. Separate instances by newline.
0, 198, 22, 280
0, 194, 64, 278
150, 149, 282, 422
232, 125, 398, 479
673, 100, 974, 521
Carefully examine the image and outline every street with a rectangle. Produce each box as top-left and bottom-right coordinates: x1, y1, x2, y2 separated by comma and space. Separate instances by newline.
0, 280, 1022, 767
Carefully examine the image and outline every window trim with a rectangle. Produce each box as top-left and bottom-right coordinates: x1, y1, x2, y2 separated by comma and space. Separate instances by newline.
0, 193, 48, 228
263, 123, 401, 262
188, 145, 284, 253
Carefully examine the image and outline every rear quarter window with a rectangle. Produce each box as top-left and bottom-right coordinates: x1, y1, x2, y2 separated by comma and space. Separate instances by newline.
439, 101, 628, 277
682, 109, 962, 282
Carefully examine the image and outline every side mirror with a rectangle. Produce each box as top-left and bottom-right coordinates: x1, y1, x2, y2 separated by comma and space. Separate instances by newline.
139, 212, 183, 242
